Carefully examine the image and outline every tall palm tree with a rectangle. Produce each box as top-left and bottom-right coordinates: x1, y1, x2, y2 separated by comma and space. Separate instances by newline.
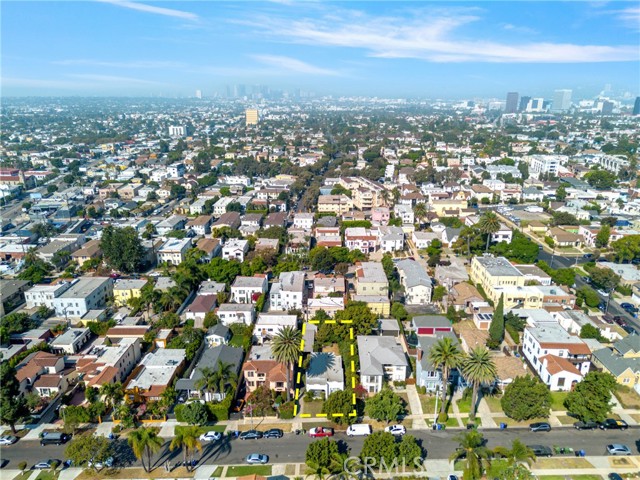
99, 382, 124, 410
428, 337, 463, 415
494, 438, 536, 467
476, 212, 501, 252
195, 361, 238, 402
413, 202, 427, 225
449, 430, 492, 480
271, 326, 302, 401
461, 346, 497, 419
170, 426, 202, 472
128, 427, 163, 473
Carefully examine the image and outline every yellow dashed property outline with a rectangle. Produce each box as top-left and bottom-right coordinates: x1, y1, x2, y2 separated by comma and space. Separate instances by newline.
293, 320, 358, 418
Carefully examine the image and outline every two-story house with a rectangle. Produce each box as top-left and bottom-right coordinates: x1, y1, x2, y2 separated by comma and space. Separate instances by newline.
222, 239, 249, 263
269, 271, 306, 312
396, 259, 433, 305
357, 336, 409, 394
216, 303, 256, 326
157, 238, 192, 266
230, 275, 268, 304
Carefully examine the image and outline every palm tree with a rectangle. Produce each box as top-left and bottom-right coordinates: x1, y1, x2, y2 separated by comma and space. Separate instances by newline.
128, 427, 163, 473
494, 438, 536, 467
476, 212, 501, 251
271, 326, 302, 401
195, 361, 238, 402
170, 426, 202, 472
413, 202, 427, 225
428, 337, 463, 415
100, 382, 124, 410
449, 430, 492, 480
461, 346, 497, 419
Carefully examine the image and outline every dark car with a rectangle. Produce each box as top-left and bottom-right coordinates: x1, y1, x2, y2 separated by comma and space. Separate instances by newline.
598, 302, 607, 312
239, 430, 263, 440
623, 325, 638, 335
527, 445, 553, 457
608, 474, 624, 480
599, 419, 628, 430
263, 429, 283, 439
529, 422, 551, 432
620, 302, 635, 310
583, 253, 594, 259
574, 421, 598, 430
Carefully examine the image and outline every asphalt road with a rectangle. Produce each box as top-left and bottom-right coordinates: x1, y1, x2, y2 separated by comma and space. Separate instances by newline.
2, 427, 639, 470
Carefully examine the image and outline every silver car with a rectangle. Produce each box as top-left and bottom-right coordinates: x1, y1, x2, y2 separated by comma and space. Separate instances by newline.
245, 454, 269, 464
607, 444, 632, 456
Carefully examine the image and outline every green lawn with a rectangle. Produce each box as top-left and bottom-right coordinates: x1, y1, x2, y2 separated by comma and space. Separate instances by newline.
175, 425, 226, 437
34, 472, 58, 480
556, 415, 576, 426
302, 399, 324, 415
211, 467, 223, 477
483, 395, 503, 413
550, 391, 569, 411
456, 397, 471, 414
13, 473, 33, 480
229, 334, 250, 349
225, 465, 272, 477
419, 395, 437, 414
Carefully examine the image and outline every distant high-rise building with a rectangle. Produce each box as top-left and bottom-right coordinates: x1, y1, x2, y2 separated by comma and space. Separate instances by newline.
195, 89, 202, 99
633, 97, 640, 115
518, 96, 531, 112
245, 108, 259, 127
552, 89, 572, 112
526, 98, 545, 113
599, 101, 614, 115
168, 125, 187, 137
505, 92, 519, 114
233, 84, 246, 98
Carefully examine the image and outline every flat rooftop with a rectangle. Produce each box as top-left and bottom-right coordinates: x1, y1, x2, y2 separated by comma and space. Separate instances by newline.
59, 277, 111, 299
475, 255, 523, 277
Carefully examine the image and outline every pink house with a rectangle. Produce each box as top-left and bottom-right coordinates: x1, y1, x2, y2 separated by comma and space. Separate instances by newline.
371, 207, 390, 226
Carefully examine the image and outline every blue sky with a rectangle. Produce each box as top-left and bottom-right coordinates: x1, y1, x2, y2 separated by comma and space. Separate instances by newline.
2, 1, 639, 98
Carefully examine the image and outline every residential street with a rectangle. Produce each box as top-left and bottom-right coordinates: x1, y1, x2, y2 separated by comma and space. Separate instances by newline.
2, 427, 639, 470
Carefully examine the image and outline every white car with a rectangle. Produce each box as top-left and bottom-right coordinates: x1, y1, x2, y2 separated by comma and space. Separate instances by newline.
199, 431, 222, 442
384, 425, 406, 436
88, 457, 114, 469
0, 435, 18, 445
34, 460, 57, 470
597, 289, 610, 297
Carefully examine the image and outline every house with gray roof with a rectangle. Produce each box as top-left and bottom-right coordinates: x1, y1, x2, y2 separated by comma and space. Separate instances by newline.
175, 344, 243, 402
357, 336, 408, 394
415, 331, 460, 392
396, 259, 432, 305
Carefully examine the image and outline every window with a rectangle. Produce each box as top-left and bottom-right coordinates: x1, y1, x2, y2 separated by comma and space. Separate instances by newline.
557, 377, 565, 388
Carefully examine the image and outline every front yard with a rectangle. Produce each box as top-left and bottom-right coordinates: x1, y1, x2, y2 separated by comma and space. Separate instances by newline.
225, 466, 272, 477
614, 385, 640, 410
550, 391, 569, 411
174, 425, 226, 437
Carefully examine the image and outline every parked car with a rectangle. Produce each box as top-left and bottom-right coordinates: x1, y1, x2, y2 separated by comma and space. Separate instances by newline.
582, 276, 591, 283
623, 325, 638, 335
620, 302, 635, 311
308, 427, 334, 438
239, 430, 263, 440
384, 425, 406, 436
598, 302, 607, 312
573, 421, 598, 430
597, 289, 610, 297
0, 436, 18, 445
609, 473, 624, 480
88, 457, 114, 469
599, 419, 628, 430
34, 460, 59, 470
199, 431, 222, 442
529, 422, 551, 432
583, 254, 594, 259
40, 432, 71, 446
607, 444, 632, 456
263, 429, 283, 439
527, 445, 553, 457
447, 476, 459, 480
245, 454, 269, 464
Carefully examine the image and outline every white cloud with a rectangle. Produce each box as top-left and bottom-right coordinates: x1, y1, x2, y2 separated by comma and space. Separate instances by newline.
613, 6, 640, 30
251, 55, 341, 76
52, 59, 186, 69
67, 73, 165, 85
242, 7, 638, 63
98, 0, 199, 21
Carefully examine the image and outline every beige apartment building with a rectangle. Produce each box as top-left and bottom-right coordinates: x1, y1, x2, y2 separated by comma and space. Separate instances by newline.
317, 194, 353, 214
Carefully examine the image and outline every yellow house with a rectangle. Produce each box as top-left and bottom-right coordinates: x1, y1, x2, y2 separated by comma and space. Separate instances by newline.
113, 279, 148, 307
489, 286, 544, 309
470, 255, 525, 296
355, 262, 389, 296
592, 335, 640, 388
430, 199, 467, 217
351, 295, 390, 316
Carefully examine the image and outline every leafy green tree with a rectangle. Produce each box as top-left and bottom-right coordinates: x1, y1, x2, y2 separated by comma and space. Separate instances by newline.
195, 361, 238, 401
432, 286, 447, 303
364, 388, 405, 423
360, 431, 397, 466
491, 231, 539, 264
502, 464, 537, 480
99, 382, 124, 410
100, 225, 144, 273
428, 337, 463, 415
477, 212, 501, 251
611, 235, 640, 262
322, 390, 355, 425
62, 405, 91, 433
564, 371, 617, 422
397, 435, 422, 465
17, 249, 53, 283
271, 326, 302, 402
550, 211, 580, 226
0, 364, 27, 433
202, 258, 242, 285
536, 261, 576, 287
167, 326, 203, 361
576, 285, 601, 308
449, 430, 492, 480
462, 346, 497, 419
1, 312, 37, 335
584, 170, 617, 190
170, 426, 202, 472
501, 376, 551, 421
555, 184, 567, 201
128, 427, 163, 473
305, 438, 342, 475
589, 267, 620, 293
65, 435, 112, 470
390, 302, 408, 321
579, 324, 606, 342
488, 294, 504, 348
494, 438, 536, 467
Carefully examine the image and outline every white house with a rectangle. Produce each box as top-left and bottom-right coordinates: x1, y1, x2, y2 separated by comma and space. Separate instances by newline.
222, 239, 249, 263
357, 336, 409, 394
293, 213, 314, 230
395, 259, 432, 305
157, 238, 192, 266
306, 352, 345, 398
51, 327, 92, 354
51, 277, 113, 318
230, 275, 268, 304
269, 271, 306, 312
25, 282, 72, 309
412, 231, 439, 250
376, 226, 405, 253
394, 204, 415, 225
255, 313, 297, 341
217, 303, 256, 326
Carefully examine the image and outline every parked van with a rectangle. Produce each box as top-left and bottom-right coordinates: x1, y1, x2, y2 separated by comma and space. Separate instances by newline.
346, 424, 372, 437
40, 432, 71, 446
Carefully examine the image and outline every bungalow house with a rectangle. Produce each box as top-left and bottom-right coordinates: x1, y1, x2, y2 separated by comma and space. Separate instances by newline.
357, 335, 409, 394
126, 348, 186, 402
307, 297, 345, 318
306, 353, 345, 398
113, 279, 148, 307
254, 313, 297, 341
205, 324, 231, 347
175, 345, 243, 402
70, 239, 102, 267
548, 227, 583, 248
255, 238, 279, 252
592, 335, 640, 391
230, 275, 268, 304
213, 212, 241, 230
313, 275, 346, 298
15, 351, 70, 397
527, 221, 547, 235
217, 303, 256, 326
195, 238, 221, 261
412, 231, 439, 249
184, 295, 217, 329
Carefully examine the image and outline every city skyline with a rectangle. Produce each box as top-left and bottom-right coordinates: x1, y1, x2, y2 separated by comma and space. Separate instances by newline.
2, 1, 639, 98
